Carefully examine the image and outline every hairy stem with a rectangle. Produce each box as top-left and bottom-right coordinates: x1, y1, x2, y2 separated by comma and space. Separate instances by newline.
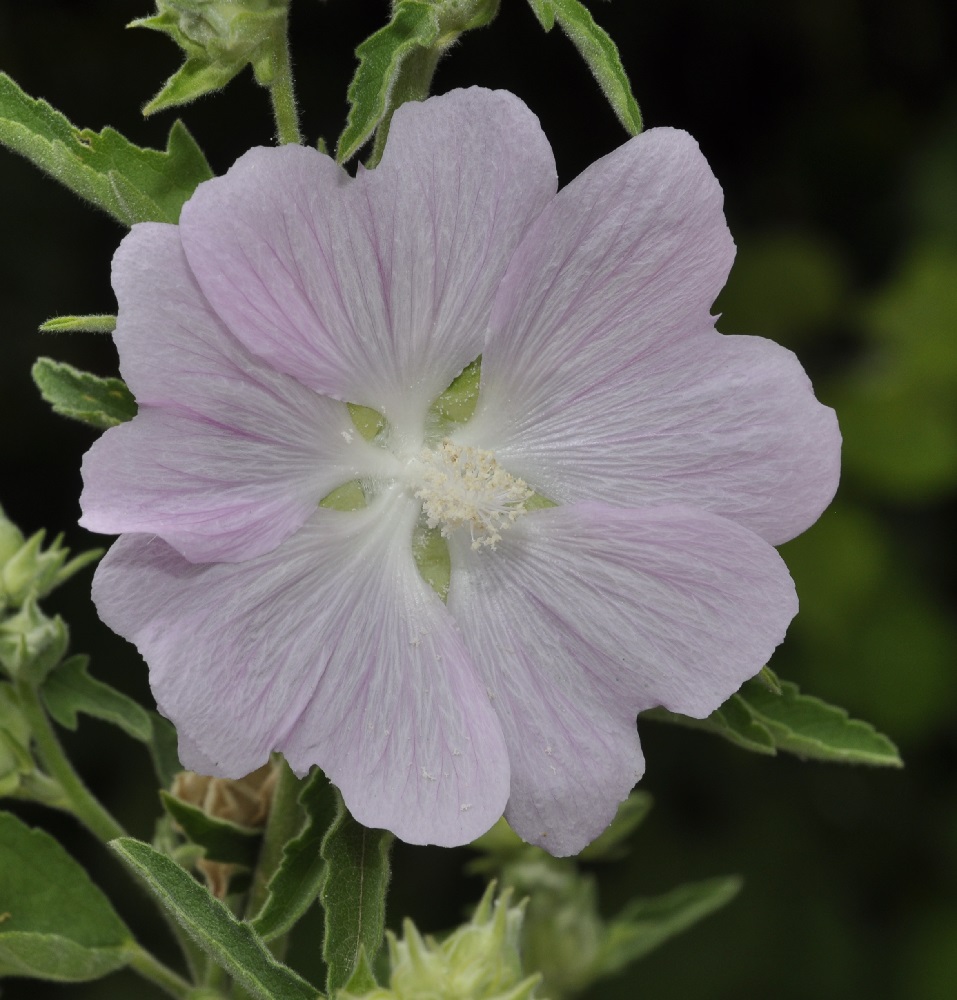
268, 18, 302, 144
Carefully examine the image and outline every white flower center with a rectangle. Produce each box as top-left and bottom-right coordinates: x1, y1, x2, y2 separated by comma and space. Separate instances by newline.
411, 439, 532, 550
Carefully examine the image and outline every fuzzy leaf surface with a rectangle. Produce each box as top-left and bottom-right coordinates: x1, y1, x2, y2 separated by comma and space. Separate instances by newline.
319, 791, 393, 994
39, 315, 117, 334
0, 73, 212, 223
41, 654, 152, 742
526, 0, 642, 134
336, 1, 439, 163
251, 768, 338, 941
32, 358, 137, 429
0, 813, 133, 981
110, 837, 319, 1000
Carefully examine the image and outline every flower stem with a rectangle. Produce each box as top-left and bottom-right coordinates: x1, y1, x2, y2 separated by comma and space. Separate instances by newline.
268, 19, 302, 145
128, 946, 203, 1000
15, 678, 125, 842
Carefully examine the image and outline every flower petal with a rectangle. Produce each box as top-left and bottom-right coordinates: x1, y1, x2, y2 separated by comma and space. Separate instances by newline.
468, 330, 841, 546
179, 88, 557, 432
446, 502, 797, 855
92, 493, 510, 847
80, 223, 389, 563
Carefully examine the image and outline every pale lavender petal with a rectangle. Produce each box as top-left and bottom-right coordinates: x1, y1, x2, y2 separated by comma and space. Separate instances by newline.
447, 502, 797, 855
92, 493, 510, 847
467, 330, 841, 546
179, 88, 557, 432
80, 223, 391, 563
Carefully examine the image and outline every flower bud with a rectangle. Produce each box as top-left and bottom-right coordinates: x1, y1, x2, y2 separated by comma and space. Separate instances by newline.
132, 0, 290, 112
0, 598, 69, 682
345, 885, 542, 1000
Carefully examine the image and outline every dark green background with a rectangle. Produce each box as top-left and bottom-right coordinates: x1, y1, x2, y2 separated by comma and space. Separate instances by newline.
1, 1, 956, 997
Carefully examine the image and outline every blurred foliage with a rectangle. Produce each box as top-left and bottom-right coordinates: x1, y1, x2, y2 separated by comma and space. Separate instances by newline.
0, 1, 955, 999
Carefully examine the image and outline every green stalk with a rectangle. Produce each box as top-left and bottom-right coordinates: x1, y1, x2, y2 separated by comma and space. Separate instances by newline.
128, 946, 206, 1000
16, 678, 125, 842
267, 18, 302, 144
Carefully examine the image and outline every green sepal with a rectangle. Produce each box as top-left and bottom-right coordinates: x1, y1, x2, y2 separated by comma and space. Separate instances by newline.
40, 654, 152, 743
595, 876, 741, 973
160, 791, 262, 866
39, 315, 117, 334
250, 768, 338, 942
336, 1, 440, 164
0, 812, 134, 981
428, 356, 482, 431
341, 946, 379, 995
526, 0, 642, 135
0, 73, 212, 223
646, 677, 903, 767
32, 358, 137, 430
132, 3, 289, 115
2, 527, 101, 609
109, 837, 321, 1000
319, 789, 393, 994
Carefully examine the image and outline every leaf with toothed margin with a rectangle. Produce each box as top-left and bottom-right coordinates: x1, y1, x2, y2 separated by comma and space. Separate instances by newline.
526, 0, 642, 135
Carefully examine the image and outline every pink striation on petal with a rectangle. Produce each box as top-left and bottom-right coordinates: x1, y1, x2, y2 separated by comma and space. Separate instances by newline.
91, 493, 510, 847
179, 88, 557, 434
471, 127, 838, 544
469, 330, 840, 546
80, 223, 391, 564
447, 502, 797, 856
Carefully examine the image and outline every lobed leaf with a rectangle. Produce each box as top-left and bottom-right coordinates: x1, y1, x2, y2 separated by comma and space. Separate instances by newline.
336, 1, 439, 164
0, 812, 133, 981
0, 73, 212, 224
32, 358, 137, 430
645, 677, 902, 767
41, 654, 152, 743
251, 768, 338, 942
110, 837, 320, 1000
743, 681, 903, 767
527, 0, 642, 135
319, 790, 393, 994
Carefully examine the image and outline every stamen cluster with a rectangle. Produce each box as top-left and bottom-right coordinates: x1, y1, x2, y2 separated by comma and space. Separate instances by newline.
414, 439, 532, 550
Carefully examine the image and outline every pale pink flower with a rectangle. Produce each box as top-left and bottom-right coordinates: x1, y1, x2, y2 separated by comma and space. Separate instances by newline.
81, 89, 840, 855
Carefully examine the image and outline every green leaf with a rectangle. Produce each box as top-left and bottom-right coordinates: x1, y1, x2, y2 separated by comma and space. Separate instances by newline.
148, 711, 184, 788
741, 680, 903, 767
645, 677, 902, 767
597, 876, 741, 973
336, 1, 440, 164
0, 73, 212, 224
251, 768, 338, 942
319, 790, 393, 994
643, 694, 778, 756
39, 315, 116, 334
32, 358, 136, 429
429, 356, 482, 430
110, 837, 320, 1000
527, 0, 642, 135
41, 654, 152, 743
0, 812, 133, 981
161, 790, 262, 866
